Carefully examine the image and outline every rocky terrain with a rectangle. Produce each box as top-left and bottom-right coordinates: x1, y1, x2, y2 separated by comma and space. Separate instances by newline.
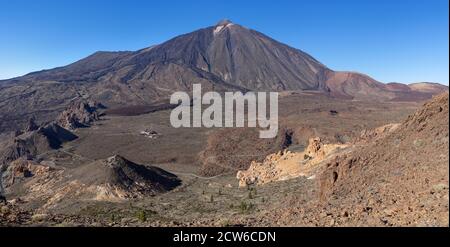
0, 91, 446, 227
234, 92, 448, 227
316, 92, 449, 226
199, 127, 293, 176
0, 122, 77, 166
0, 20, 448, 227
56, 100, 103, 130
236, 138, 348, 187
2, 154, 181, 214
0, 99, 105, 167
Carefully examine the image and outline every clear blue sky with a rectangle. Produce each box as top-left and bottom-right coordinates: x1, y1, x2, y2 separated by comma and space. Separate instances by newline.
0, 0, 448, 84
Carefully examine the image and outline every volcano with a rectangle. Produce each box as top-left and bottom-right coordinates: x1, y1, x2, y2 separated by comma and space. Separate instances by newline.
0, 20, 447, 133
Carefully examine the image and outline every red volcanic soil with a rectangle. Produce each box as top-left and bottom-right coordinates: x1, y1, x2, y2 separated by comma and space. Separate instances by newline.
386, 82, 411, 92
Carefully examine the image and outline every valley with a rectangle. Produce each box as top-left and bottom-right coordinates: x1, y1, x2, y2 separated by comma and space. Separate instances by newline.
0, 20, 447, 227
3, 91, 438, 226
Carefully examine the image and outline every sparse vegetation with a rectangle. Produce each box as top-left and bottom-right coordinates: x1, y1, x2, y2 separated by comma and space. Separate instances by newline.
136, 210, 147, 222
190, 204, 217, 214
248, 187, 257, 199
237, 201, 255, 214
134, 209, 157, 223
248, 191, 254, 199
219, 219, 233, 227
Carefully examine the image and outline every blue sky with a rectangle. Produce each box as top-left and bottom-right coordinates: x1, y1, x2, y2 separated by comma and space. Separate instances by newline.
0, 0, 448, 84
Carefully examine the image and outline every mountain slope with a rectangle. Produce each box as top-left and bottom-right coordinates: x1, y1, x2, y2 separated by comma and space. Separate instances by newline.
9, 20, 329, 92
409, 82, 449, 94
0, 20, 447, 133
131, 20, 330, 91
324, 71, 395, 100
319, 92, 449, 226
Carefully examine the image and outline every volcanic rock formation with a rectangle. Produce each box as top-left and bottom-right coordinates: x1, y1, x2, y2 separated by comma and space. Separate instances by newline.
1, 155, 181, 212
236, 137, 348, 187
0, 123, 77, 165
72, 155, 182, 199
56, 100, 102, 130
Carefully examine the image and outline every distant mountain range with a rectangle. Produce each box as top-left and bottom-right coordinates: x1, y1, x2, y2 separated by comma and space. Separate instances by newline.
0, 20, 447, 133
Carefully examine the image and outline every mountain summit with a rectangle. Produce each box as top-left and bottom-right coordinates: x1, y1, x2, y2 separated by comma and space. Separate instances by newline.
0, 20, 447, 133
215, 19, 233, 26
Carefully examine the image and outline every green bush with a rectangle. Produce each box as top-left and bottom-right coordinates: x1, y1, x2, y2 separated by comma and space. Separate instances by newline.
136, 210, 147, 222
238, 201, 254, 214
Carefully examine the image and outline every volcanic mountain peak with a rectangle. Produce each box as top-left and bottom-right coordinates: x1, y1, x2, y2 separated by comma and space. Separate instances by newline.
216, 19, 233, 26
213, 19, 236, 35
0, 21, 448, 134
